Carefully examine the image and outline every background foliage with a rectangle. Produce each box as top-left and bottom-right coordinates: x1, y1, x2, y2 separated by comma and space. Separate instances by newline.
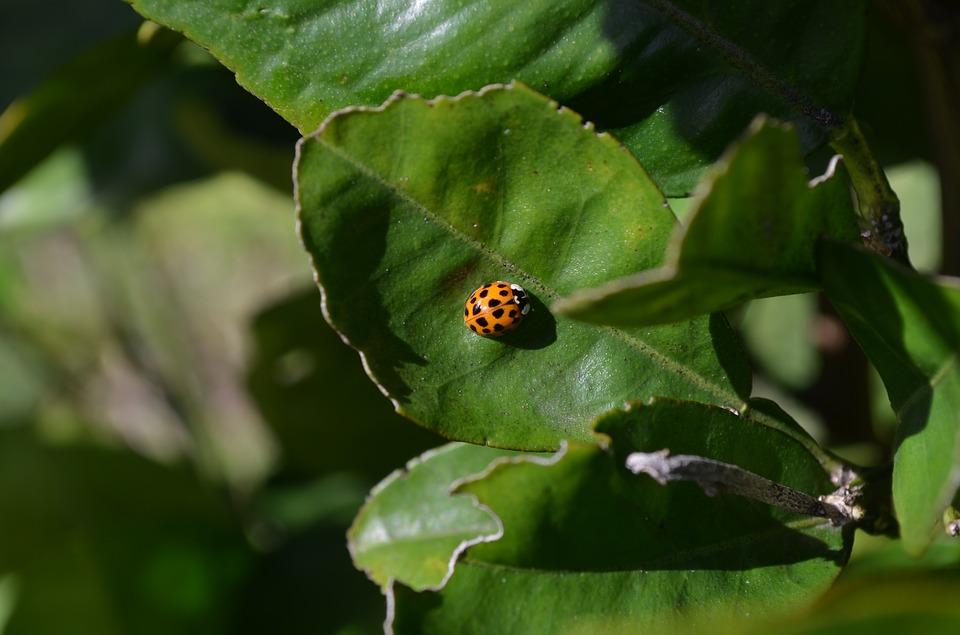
1, 0, 959, 633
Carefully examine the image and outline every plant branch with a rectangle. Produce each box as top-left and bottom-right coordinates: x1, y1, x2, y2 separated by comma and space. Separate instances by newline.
625, 449, 862, 525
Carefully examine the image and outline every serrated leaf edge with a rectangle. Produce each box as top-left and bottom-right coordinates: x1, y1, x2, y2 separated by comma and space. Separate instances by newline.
553, 116, 845, 318
292, 81, 750, 441
377, 441, 568, 635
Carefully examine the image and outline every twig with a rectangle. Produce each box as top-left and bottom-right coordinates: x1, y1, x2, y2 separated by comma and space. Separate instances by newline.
625, 449, 862, 525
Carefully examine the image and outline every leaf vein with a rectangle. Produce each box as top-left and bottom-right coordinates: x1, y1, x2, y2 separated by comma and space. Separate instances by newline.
310, 132, 739, 407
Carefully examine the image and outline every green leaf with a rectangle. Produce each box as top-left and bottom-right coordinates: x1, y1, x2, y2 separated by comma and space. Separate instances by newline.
887, 161, 942, 274
392, 399, 848, 632
741, 294, 820, 390
348, 443, 534, 591
554, 119, 859, 327
0, 149, 92, 233
0, 26, 179, 193
296, 82, 758, 451
126, 0, 865, 195
821, 242, 960, 554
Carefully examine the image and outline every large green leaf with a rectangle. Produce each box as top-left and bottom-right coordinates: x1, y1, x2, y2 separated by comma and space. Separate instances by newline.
296, 83, 760, 451
821, 242, 960, 554
391, 399, 848, 632
554, 119, 859, 326
348, 443, 534, 591
126, 0, 865, 195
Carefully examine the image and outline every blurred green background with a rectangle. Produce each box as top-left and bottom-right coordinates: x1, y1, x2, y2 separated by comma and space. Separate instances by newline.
1, 1, 957, 633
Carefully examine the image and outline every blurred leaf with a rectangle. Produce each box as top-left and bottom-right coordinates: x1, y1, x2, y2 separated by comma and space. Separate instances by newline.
0, 27, 180, 193
842, 532, 960, 580
0, 0, 142, 106
233, 523, 383, 635
393, 400, 848, 632
555, 120, 859, 326
349, 443, 526, 591
248, 289, 440, 481
174, 97, 293, 192
127, 0, 865, 195
0, 149, 92, 233
0, 335, 45, 425
252, 473, 369, 533
742, 294, 820, 390
101, 172, 311, 484
0, 428, 250, 635
1, 171, 311, 484
887, 161, 942, 273
821, 242, 960, 554
768, 572, 960, 635
296, 82, 766, 451
0, 575, 15, 633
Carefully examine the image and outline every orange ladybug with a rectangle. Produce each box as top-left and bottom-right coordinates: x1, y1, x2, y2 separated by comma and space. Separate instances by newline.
463, 281, 530, 337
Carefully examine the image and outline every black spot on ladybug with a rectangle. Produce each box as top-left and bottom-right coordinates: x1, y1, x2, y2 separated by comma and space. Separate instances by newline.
488, 299, 501, 307
476, 317, 489, 327
492, 308, 504, 318
482, 328, 491, 333
470, 295, 476, 303
472, 305, 481, 316
464, 307, 468, 316
470, 324, 477, 332
494, 324, 504, 332
497, 283, 506, 288
509, 310, 517, 318
479, 289, 488, 298
499, 289, 509, 296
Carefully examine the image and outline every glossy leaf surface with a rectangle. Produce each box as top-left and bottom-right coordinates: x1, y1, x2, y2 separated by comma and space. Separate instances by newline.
296, 83, 754, 450
126, 0, 865, 194
555, 120, 859, 326
392, 399, 848, 632
821, 242, 960, 554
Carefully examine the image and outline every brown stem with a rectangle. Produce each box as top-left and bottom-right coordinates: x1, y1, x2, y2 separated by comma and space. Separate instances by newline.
625, 449, 861, 525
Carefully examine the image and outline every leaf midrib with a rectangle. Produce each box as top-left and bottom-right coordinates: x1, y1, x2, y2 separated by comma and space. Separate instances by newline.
308, 129, 737, 408
300, 102, 836, 466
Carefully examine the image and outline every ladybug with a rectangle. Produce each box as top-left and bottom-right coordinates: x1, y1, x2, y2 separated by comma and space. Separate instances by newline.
463, 281, 530, 337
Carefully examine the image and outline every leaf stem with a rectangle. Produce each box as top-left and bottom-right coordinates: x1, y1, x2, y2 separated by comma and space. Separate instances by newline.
625, 449, 862, 525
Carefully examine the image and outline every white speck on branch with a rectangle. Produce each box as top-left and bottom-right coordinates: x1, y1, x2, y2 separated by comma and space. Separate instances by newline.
625, 449, 862, 526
